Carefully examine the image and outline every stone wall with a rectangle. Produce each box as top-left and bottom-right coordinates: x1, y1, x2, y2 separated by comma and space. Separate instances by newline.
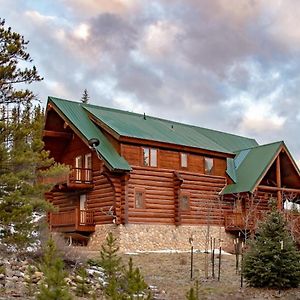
88, 224, 234, 252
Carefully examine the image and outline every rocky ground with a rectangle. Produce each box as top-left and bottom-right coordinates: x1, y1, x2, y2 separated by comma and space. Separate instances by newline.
1, 249, 300, 299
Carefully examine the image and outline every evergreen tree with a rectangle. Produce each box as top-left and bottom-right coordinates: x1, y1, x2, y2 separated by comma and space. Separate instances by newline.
243, 207, 300, 288
89, 232, 123, 298
89, 232, 151, 299
0, 18, 43, 105
0, 19, 64, 250
74, 266, 91, 297
121, 257, 151, 299
37, 238, 72, 300
186, 280, 199, 300
81, 89, 89, 104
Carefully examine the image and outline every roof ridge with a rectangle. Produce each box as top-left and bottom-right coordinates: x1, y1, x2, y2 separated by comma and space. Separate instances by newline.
49, 96, 257, 143
234, 140, 283, 153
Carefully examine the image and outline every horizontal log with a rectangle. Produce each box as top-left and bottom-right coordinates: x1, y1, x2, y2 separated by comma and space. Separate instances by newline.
43, 130, 73, 139
129, 180, 174, 188
257, 185, 300, 194
128, 218, 174, 224
130, 174, 174, 182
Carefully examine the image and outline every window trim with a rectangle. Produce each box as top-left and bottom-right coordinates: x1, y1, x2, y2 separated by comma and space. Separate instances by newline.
179, 191, 190, 211
180, 152, 188, 168
134, 188, 146, 209
204, 157, 214, 175
142, 147, 158, 167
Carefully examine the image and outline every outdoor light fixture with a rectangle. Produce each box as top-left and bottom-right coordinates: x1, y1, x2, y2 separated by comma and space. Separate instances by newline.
88, 138, 100, 149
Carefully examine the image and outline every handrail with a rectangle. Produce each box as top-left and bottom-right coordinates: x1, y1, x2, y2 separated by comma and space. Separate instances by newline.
50, 209, 95, 228
69, 168, 93, 184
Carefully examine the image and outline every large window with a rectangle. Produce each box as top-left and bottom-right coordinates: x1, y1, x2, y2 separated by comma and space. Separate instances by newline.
135, 189, 145, 208
204, 157, 214, 175
181, 153, 188, 168
143, 147, 157, 167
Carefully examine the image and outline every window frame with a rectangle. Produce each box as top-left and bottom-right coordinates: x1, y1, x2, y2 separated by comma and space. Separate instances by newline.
179, 192, 190, 211
204, 157, 214, 175
134, 188, 146, 209
142, 147, 158, 167
180, 152, 188, 168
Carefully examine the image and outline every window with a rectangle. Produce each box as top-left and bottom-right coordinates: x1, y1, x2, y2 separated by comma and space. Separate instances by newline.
142, 147, 157, 167
84, 153, 92, 182
181, 153, 188, 168
179, 193, 190, 211
135, 189, 145, 208
204, 157, 214, 175
75, 155, 83, 181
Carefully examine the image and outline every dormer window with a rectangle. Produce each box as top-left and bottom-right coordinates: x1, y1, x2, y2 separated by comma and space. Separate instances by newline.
143, 147, 157, 167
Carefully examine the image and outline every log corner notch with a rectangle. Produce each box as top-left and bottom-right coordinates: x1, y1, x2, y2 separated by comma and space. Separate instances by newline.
173, 171, 184, 226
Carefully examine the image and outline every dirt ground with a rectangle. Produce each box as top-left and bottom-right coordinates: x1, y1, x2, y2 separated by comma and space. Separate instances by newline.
117, 251, 300, 300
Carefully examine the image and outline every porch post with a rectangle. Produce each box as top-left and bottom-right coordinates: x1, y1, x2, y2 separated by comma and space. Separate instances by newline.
276, 155, 282, 210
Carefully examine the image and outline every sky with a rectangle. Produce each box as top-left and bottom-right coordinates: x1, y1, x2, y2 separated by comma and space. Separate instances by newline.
1, 0, 300, 165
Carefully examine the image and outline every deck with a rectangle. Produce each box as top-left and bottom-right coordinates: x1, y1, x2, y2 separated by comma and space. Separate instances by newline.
41, 167, 94, 190
50, 208, 95, 232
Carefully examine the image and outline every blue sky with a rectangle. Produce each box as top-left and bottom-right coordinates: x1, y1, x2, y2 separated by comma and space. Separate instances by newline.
1, 0, 300, 165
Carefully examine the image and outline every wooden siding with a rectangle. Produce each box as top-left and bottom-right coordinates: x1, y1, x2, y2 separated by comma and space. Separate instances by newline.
61, 135, 91, 166
125, 166, 229, 225
121, 144, 227, 176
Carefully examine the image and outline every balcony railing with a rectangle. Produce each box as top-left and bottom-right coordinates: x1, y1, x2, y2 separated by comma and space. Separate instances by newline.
41, 168, 93, 190
50, 208, 95, 232
225, 210, 300, 232
224, 211, 265, 231
69, 168, 92, 184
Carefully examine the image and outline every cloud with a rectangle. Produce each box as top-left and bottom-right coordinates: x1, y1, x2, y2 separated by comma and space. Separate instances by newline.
2, 0, 300, 164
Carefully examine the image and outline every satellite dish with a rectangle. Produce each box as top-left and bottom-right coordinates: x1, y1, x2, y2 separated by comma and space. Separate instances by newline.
88, 138, 100, 148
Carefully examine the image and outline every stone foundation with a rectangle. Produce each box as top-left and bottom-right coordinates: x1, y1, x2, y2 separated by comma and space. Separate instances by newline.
88, 224, 234, 252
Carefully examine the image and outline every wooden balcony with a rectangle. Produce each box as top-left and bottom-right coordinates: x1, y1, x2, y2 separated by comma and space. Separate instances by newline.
50, 208, 95, 232
41, 168, 94, 191
225, 210, 300, 233
224, 211, 265, 232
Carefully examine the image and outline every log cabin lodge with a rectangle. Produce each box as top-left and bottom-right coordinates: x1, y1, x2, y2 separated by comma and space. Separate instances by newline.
43, 96, 300, 251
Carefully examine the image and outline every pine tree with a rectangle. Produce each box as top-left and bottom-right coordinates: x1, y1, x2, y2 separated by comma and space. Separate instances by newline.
243, 207, 300, 288
81, 89, 89, 104
89, 233, 151, 299
0, 19, 65, 250
186, 280, 199, 300
37, 238, 72, 300
74, 266, 91, 297
121, 257, 151, 299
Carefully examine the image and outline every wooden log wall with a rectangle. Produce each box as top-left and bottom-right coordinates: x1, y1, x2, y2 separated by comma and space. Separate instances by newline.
178, 172, 227, 225
61, 134, 91, 166
47, 191, 78, 212
121, 144, 227, 177
126, 166, 230, 225
86, 157, 115, 225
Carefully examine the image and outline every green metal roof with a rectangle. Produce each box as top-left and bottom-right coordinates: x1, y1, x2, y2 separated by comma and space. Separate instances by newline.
221, 141, 283, 194
83, 103, 257, 155
48, 97, 131, 171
